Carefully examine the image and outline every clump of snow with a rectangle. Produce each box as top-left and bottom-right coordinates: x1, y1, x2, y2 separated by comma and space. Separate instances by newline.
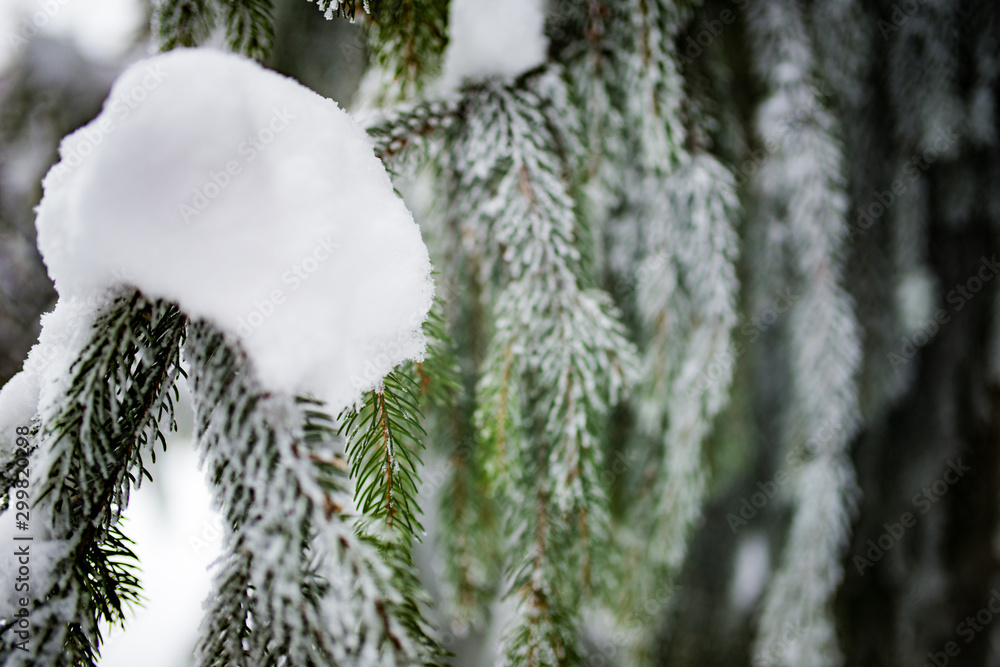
0, 370, 39, 459
0, 295, 106, 456
438, 0, 547, 89
35, 48, 434, 412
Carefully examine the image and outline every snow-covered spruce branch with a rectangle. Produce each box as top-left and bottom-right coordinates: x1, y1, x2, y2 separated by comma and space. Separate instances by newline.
626, 0, 691, 173
439, 70, 636, 663
413, 101, 506, 633
549, 0, 632, 223
412, 301, 462, 411
547, 3, 744, 660
185, 321, 443, 666
337, 296, 494, 632
551, 0, 698, 313
336, 300, 460, 549
153, 0, 217, 52
153, 0, 275, 61
617, 152, 740, 661
154, 0, 454, 161
6, 48, 443, 666
422, 287, 502, 634
0, 291, 185, 666
218, 0, 276, 63
365, 98, 459, 173
366, 0, 450, 100
436, 444, 501, 633
641, 155, 740, 567
606, 0, 694, 286
309, 0, 367, 21
748, 0, 862, 665
339, 369, 427, 545
157, 0, 440, 62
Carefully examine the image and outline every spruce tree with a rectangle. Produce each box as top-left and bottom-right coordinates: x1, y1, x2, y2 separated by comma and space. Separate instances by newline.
1, 1, 998, 666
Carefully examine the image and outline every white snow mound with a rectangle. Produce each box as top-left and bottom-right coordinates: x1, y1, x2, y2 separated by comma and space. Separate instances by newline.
35, 48, 434, 412
439, 0, 547, 89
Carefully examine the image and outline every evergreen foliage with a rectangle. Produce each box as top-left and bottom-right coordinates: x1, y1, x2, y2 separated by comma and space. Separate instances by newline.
0, 291, 185, 665
339, 369, 427, 545
153, 0, 275, 61
185, 322, 443, 666
446, 72, 637, 662
153, 0, 217, 52
0, 290, 446, 665
366, 0, 449, 100
366, 99, 458, 170
747, 1, 861, 663
6, 0, 998, 665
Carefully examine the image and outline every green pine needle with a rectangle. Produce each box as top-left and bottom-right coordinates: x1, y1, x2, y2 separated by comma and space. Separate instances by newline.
339, 369, 427, 544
